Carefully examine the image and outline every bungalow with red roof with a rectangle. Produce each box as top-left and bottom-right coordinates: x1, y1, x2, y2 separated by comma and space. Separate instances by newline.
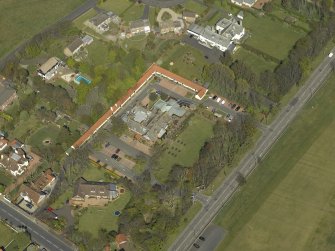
69, 64, 208, 151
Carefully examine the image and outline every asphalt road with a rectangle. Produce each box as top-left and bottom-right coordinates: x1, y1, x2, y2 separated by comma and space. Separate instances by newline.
190, 225, 225, 251
0, 199, 75, 251
169, 49, 335, 251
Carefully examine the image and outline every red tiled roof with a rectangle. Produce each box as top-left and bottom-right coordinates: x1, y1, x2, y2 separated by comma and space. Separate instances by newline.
152, 64, 207, 95
115, 234, 127, 245
72, 108, 114, 148
71, 64, 208, 149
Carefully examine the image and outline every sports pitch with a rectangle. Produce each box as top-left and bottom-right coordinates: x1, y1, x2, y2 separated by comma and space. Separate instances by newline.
215, 73, 335, 251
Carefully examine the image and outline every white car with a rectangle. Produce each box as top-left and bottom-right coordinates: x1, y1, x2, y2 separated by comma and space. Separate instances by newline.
221, 100, 225, 105
329, 52, 333, 58
216, 97, 221, 103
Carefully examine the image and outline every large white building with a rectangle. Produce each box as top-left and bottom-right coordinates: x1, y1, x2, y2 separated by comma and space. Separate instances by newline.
187, 15, 245, 52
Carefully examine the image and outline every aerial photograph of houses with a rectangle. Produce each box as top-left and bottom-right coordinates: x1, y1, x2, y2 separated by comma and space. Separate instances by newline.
0, 0, 335, 251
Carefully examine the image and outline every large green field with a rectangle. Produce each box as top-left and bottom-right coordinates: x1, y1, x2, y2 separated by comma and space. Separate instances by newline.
154, 114, 213, 182
244, 13, 306, 60
215, 74, 335, 251
0, 222, 31, 251
0, 0, 84, 58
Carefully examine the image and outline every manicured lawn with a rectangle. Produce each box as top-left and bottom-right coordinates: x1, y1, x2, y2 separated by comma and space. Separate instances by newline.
215, 73, 335, 251
78, 191, 131, 237
0, 222, 31, 251
161, 44, 209, 80
234, 47, 277, 75
50, 189, 73, 209
27, 125, 61, 149
244, 13, 306, 60
0, 0, 84, 57
82, 164, 108, 181
98, 0, 133, 15
120, 3, 145, 22
154, 114, 213, 182
183, 0, 208, 15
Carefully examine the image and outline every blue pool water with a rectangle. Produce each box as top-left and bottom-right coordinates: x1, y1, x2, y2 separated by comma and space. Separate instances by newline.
75, 75, 91, 85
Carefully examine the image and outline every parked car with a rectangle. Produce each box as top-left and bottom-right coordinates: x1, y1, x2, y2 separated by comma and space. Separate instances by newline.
235, 106, 241, 111
217, 97, 221, 103
231, 104, 237, 109
212, 95, 217, 100
225, 114, 233, 122
199, 236, 206, 241
221, 100, 225, 105
193, 243, 200, 248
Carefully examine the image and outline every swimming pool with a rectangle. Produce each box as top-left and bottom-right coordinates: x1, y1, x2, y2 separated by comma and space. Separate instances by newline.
74, 75, 91, 85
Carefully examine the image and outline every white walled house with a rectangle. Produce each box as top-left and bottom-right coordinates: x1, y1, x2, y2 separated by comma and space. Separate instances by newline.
187, 15, 245, 53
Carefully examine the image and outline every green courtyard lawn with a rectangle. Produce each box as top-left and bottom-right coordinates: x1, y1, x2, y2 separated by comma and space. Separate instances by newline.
0, 222, 31, 251
0, 0, 84, 57
183, 0, 208, 15
78, 190, 131, 237
98, 0, 133, 15
234, 47, 278, 76
160, 44, 209, 81
215, 73, 335, 251
154, 114, 214, 182
244, 12, 306, 60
